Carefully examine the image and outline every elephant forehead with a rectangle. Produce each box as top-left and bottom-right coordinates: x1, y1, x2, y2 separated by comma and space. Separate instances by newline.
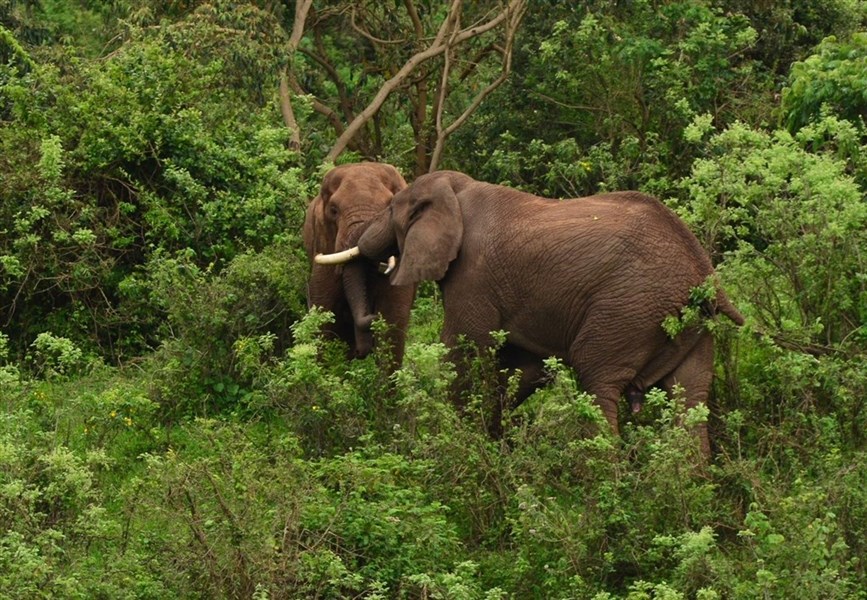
327, 163, 396, 187
331, 177, 391, 203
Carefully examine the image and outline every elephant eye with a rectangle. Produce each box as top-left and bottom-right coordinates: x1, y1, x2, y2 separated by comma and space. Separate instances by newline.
327, 204, 339, 218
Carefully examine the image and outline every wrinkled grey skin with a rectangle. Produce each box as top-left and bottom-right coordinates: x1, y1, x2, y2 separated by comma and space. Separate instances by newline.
302, 162, 416, 366
356, 170, 744, 454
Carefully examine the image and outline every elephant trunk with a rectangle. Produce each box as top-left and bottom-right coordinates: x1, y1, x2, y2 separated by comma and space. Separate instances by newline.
336, 216, 370, 251
341, 259, 376, 357
358, 209, 398, 260
339, 215, 379, 341
341, 214, 387, 356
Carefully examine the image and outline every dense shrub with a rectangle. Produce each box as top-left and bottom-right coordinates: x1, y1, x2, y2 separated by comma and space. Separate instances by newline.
452, 1, 767, 197
3, 303, 867, 598
677, 117, 867, 348
0, 19, 310, 362
0, 378, 168, 598
123, 419, 468, 598
783, 32, 867, 133
144, 239, 308, 421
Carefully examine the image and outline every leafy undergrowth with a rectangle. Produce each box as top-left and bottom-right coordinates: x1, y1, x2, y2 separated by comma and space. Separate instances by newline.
2, 309, 866, 600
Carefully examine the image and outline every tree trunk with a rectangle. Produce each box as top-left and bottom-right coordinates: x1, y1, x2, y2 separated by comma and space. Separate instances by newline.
278, 0, 313, 150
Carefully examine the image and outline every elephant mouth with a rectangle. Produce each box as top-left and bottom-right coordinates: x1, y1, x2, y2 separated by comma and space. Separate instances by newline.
315, 247, 397, 275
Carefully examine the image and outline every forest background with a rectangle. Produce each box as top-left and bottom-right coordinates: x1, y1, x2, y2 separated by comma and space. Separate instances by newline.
2, 0, 867, 598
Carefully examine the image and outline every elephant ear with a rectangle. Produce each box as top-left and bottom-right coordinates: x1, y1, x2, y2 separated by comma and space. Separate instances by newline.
391, 179, 463, 286
302, 194, 333, 259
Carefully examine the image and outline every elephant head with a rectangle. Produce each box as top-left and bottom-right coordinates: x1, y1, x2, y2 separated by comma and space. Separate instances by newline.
303, 162, 414, 361
304, 162, 407, 259
322, 171, 473, 287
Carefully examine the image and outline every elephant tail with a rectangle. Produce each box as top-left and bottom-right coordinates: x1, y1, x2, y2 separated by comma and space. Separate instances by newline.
713, 291, 745, 326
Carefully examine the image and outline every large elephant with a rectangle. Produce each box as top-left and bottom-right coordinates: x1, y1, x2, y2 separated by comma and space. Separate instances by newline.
303, 162, 416, 366
317, 170, 743, 454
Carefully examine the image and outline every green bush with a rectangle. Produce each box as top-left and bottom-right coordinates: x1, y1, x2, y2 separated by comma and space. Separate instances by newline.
783, 32, 867, 133
0, 331, 19, 389
0, 20, 311, 361
127, 420, 467, 598
3, 312, 867, 598
143, 240, 308, 421
677, 118, 867, 348
453, 1, 765, 197
0, 402, 166, 598
251, 307, 408, 456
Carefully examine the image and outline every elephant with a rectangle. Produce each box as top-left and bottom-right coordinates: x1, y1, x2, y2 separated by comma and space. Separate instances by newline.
316, 170, 744, 455
302, 162, 416, 366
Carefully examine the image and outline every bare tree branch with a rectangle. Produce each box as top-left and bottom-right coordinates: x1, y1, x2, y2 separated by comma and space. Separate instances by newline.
325, 0, 516, 163
429, 0, 527, 171
288, 78, 345, 136
457, 43, 499, 83
432, 5, 462, 166
403, 0, 423, 34
299, 42, 355, 122
351, 5, 407, 45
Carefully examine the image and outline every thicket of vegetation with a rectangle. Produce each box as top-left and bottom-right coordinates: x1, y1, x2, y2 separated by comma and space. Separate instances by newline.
2, 1, 866, 597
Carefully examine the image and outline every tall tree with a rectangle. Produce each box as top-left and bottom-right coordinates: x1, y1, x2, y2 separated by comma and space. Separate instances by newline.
283, 0, 527, 174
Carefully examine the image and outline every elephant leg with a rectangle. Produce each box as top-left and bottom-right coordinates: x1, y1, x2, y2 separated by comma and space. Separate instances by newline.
442, 343, 532, 439
499, 344, 546, 406
582, 383, 627, 436
441, 304, 531, 437
440, 304, 499, 403
661, 332, 714, 457
341, 261, 376, 357
443, 341, 480, 412
569, 309, 677, 437
488, 344, 546, 438
441, 333, 507, 436
569, 348, 633, 437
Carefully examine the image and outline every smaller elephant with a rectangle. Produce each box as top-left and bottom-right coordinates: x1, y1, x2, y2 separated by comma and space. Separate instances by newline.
303, 162, 416, 366
316, 170, 743, 455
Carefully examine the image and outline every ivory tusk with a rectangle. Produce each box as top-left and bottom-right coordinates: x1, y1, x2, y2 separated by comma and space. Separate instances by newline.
383, 256, 397, 275
377, 256, 397, 274
314, 246, 361, 265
